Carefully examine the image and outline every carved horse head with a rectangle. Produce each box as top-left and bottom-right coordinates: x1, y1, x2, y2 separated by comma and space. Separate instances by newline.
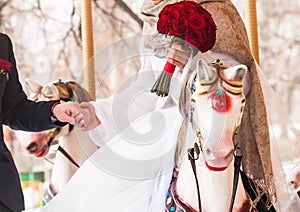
180, 59, 247, 170
169, 59, 249, 212
22, 79, 94, 158
20, 79, 98, 199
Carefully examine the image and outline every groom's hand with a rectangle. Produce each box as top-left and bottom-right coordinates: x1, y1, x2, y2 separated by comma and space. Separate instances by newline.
52, 102, 78, 124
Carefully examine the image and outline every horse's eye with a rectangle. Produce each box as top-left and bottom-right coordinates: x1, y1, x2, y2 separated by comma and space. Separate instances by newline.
241, 98, 246, 103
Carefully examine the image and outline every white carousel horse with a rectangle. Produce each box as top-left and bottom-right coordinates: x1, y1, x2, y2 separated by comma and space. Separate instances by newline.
20, 79, 98, 204
166, 59, 251, 212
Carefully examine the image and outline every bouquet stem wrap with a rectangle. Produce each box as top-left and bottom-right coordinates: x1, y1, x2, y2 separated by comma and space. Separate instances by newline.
151, 62, 176, 97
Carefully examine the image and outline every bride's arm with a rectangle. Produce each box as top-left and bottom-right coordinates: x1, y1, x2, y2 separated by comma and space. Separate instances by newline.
78, 45, 190, 145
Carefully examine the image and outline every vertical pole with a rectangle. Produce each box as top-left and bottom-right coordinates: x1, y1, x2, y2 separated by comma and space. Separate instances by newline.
81, 0, 96, 99
246, 0, 260, 64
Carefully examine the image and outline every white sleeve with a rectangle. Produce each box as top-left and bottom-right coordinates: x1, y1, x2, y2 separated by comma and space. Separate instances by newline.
88, 56, 160, 145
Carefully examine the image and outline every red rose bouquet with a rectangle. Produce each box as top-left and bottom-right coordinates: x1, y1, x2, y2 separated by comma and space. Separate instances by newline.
151, 1, 217, 97
0, 59, 11, 81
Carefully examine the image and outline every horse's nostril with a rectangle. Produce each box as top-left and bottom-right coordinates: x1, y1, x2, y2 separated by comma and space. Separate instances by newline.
27, 142, 38, 153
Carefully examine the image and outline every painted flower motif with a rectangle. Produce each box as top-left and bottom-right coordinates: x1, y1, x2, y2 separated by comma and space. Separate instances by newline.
0, 59, 11, 81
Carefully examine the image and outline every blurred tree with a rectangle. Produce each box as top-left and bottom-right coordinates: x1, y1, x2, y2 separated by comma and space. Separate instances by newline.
258, 0, 300, 130
0, 0, 143, 97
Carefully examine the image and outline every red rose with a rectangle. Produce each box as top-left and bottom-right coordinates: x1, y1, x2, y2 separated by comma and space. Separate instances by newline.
0, 59, 11, 73
199, 37, 216, 52
157, 15, 170, 34
173, 2, 184, 11
205, 16, 217, 31
186, 28, 216, 52
173, 15, 189, 37
190, 13, 206, 29
195, 6, 211, 18
169, 25, 183, 37
158, 4, 172, 17
203, 23, 217, 39
185, 29, 203, 49
166, 8, 180, 24
179, 5, 195, 17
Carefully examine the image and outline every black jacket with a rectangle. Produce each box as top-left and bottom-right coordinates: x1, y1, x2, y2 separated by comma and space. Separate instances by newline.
0, 33, 63, 211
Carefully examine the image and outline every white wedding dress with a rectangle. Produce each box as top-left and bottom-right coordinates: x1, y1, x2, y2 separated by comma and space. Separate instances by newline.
42, 107, 182, 212
42, 37, 187, 212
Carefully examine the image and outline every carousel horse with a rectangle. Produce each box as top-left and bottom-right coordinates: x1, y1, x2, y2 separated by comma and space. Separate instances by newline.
20, 79, 98, 204
166, 59, 251, 212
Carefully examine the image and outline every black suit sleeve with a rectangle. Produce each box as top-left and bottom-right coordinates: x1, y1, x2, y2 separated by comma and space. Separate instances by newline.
2, 34, 65, 131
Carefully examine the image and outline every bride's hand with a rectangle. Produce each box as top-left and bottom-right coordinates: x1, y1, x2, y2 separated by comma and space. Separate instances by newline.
77, 102, 101, 131
167, 42, 191, 69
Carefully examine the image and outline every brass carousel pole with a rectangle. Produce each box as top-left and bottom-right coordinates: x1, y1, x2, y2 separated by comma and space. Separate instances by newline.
81, 0, 96, 99
246, 0, 260, 64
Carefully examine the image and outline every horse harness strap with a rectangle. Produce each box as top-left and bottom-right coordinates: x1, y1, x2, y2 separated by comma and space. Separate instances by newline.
228, 126, 243, 211
188, 148, 202, 212
47, 128, 79, 168
46, 127, 80, 168
57, 146, 80, 168
229, 155, 242, 212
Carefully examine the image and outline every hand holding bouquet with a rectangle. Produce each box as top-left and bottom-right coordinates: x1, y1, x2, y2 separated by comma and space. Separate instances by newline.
151, 1, 217, 97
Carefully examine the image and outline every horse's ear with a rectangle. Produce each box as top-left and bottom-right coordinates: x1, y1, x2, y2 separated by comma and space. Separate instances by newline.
25, 78, 43, 95
196, 59, 216, 82
225, 64, 248, 83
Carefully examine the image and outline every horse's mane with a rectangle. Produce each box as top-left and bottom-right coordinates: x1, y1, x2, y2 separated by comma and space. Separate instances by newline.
52, 81, 94, 103
68, 81, 94, 103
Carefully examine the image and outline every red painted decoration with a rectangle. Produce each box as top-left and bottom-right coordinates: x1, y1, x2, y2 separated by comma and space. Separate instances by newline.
205, 161, 227, 172
209, 89, 232, 113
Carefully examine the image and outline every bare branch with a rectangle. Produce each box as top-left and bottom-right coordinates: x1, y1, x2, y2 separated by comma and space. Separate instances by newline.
114, 0, 143, 28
